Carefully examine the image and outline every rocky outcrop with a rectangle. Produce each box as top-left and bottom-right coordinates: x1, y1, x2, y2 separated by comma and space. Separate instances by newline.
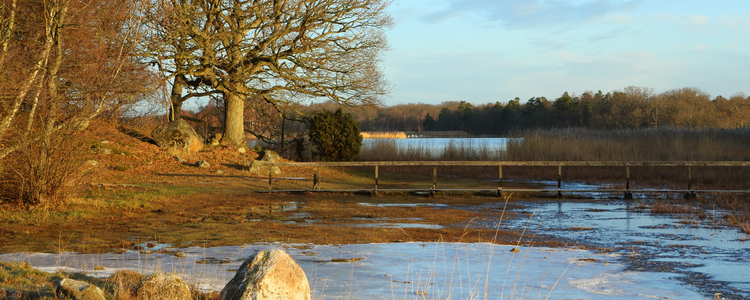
137, 273, 192, 300
248, 150, 282, 175
219, 249, 310, 300
151, 119, 204, 153
56, 278, 106, 300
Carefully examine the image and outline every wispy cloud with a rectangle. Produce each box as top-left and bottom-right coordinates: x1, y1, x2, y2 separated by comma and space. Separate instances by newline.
657, 13, 712, 32
423, 0, 641, 29
720, 16, 750, 33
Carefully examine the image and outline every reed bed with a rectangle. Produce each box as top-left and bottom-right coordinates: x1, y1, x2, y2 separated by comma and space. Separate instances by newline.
356, 138, 507, 178
505, 127, 750, 161
360, 131, 407, 139
357, 139, 506, 161
356, 128, 750, 190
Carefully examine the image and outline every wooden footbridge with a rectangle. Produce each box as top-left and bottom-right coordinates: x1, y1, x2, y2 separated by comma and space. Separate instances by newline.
254, 161, 750, 198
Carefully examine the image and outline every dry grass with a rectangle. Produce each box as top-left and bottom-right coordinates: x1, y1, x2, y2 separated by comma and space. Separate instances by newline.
649, 193, 750, 233
357, 128, 750, 189
360, 131, 407, 139
0, 262, 220, 300
697, 194, 750, 234
505, 127, 750, 161
358, 139, 505, 162
650, 200, 705, 218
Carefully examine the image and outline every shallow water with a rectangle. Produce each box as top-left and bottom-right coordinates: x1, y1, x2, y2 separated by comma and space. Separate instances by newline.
1, 180, 747, 298
500, 199, 750, 299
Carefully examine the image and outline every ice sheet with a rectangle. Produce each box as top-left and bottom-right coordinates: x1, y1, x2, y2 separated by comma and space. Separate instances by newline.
0, 242, 703, 299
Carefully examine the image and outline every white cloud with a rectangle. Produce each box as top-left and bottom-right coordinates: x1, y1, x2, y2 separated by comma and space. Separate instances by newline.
656, 13, 713, 32
720, 16, 750, 33
726, 44, 741, 51
423, 0, 641, 29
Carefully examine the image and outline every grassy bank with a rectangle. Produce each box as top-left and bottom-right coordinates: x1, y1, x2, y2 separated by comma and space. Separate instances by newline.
0, 261, 217, 300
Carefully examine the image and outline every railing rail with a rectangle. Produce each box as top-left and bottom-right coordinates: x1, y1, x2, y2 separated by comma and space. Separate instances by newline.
255, 161, 750, 167
253, 161, 750, 198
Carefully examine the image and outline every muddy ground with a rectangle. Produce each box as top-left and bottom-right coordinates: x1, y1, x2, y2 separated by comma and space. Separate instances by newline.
0, 121, 581, 254
0, 179, 578, 254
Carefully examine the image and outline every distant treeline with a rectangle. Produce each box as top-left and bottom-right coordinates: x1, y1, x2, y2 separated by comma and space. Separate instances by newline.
342, 87, 750, 135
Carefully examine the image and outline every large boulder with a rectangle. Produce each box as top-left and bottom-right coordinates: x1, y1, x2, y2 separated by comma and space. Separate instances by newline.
106, 270, 145, 298
137, 273, 192, 300
219, 249, 310, 300
56, 278, 106, 300
248, 150, 282, 175
151, 119, 204, 153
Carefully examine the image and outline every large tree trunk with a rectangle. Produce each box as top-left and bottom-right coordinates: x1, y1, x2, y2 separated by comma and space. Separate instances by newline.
220, 91, 246, 147
169, 74, 186, 121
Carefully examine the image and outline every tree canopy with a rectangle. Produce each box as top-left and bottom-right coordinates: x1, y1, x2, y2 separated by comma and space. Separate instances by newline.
146, 0, 392, 146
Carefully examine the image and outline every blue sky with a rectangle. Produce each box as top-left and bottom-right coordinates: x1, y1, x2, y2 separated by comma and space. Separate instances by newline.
382, 0, 750, 105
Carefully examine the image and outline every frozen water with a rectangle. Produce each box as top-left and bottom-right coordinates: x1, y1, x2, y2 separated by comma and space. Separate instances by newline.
0, 242, 704, 299
502, 199, 750, 299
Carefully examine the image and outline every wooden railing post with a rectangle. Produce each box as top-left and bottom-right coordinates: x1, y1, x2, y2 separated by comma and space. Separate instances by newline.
624, 165, 633, 199
497, 165, 503, 197
430, 166, 437, 197
312, 165, 321, 190
685, 166, 697, 199
374, 165, 379, 195
268, 166, 273, 190
557, 165, 562, 198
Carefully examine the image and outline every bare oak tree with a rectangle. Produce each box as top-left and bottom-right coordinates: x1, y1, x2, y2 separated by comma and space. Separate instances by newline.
147, 0, 392, 146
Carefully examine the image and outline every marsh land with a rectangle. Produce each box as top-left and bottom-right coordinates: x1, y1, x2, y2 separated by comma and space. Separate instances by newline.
2, 124, 750, 299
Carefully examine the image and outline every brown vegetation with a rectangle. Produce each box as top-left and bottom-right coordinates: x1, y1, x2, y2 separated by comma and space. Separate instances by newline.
0, 121, 544, 255
356, 128, 750, 191
360, 131, 408, 139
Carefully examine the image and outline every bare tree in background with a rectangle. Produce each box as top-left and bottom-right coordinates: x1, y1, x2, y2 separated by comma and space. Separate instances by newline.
146, 0, 392, 147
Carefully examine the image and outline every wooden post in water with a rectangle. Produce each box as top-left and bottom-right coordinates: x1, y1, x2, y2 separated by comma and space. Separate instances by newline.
497, 165, 503, 197
557, 165, 562, 198
374, 165, 379, 196
624, 166, 633, 199
685, 166, 697, 199
430, 166, 437, 197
